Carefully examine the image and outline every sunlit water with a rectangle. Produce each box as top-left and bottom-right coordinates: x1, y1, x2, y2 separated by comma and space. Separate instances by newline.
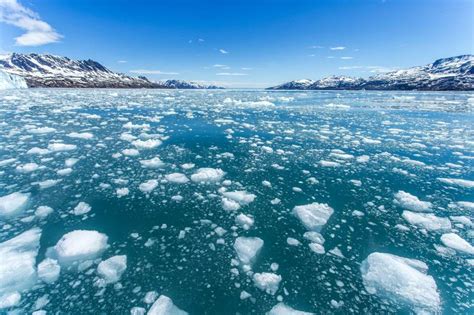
0, 89, 473, 314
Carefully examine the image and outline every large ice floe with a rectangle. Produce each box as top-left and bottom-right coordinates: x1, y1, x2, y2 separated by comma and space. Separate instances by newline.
440, 233, 474, 255
0, 228, 41, 308
360, 252, 440, 314
0, 192, 30, 217
47, 230, 108, 267
147, 295, 188, 315
97, 255, 127, 284
190, 168, 225, 183
292, 203, 334, 232
393, 191, 432, 212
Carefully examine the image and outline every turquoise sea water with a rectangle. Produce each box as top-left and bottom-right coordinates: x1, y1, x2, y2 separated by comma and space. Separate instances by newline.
0, 89, 473, 314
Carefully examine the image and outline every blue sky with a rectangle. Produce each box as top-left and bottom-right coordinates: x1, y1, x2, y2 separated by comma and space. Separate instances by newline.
0, 0, 473, 87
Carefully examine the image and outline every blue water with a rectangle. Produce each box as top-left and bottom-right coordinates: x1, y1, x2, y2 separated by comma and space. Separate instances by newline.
0, 89, 472, 314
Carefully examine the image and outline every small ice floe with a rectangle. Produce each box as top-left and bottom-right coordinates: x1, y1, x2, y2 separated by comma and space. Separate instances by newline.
437, 178, 474, 189
360, 252, 440, 314
47, 230, 108, 266
116, 188, 130, 198
393, 191, 432, 212
67, 132, 94, 140
440, 233, 474, 255
73, 202, 91, 216
140, 157, 165, 169
36, 179, 61, 190
35, 206, 53, 219
37, 258, 60, 284
222, 191, 256, 205
293, 202, 334, 232
97, 255, 127, 284
319, 160, 340, 167
28, 127, 56, 134
147, 295, 188, 315
222, 197, 240, 211
47, 143, 77, 152
122, 148, 140, 156
132, 139, 162, 150
139, 180, 159, 193
0, 192, 30, 217
16, 163, 40, 173
165, 173, 189, 184
267, 302, 314, 315
234, 236, 264, 266
235, 214, 254, 230
27, 147, 50, 155
0, 228, 42, 307
456, 201, 474, 211
190, 168, 225, 183
253, 272, 282, 295
402, 211, 452, 232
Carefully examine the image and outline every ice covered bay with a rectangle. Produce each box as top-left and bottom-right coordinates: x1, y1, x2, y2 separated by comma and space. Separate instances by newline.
0, 89, 472, 313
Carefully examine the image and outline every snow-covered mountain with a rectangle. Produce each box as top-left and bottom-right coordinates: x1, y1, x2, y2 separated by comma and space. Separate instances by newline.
0, 70, 28, 90
157, 79, 223, 89
0, 53, 222, 89
269, 55, 474, 91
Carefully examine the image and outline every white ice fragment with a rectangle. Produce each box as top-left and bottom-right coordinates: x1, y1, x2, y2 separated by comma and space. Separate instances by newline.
402, 211, 452, 232
253, 272, 281, 295
234, 236, 264, 265
0, 192, 30, 217
394, 191, 432, 212
48, 230, 108, 266
139, 180, 159, 193
116, 188, 130, 197
147, 295, 188, 315
267, 302, 314, 315
165, 173, 189, 184
440, 233, 474, 255
97, 255, 127, 284
67, 132, 94, 140
122, 148, 140, 156
0, 291, 21, 309
48, 143, 77, 152
37, 258, 60, 284
35, 206, 53, 219
235, 214, 254, 229
222, 191, 256, 205
140, 157, 165, 169
437, 178, 474, 188
73, 202, 91, 216
221, 198, 240, 211
190, 168, 225, 183
360, 252, 440, 314
133, 139, 162, 150
293, 203, 334, 232
16, 162, 39, 173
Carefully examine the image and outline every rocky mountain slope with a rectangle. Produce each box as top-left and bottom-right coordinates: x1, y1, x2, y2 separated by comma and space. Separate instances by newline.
0, 53, 221, 89
269, 55, 473, 91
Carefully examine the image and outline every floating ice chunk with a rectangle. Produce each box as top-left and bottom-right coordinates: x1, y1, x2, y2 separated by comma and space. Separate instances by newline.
165, 173, 189, 184
140, 157, 165, 169
356, 155, 370, 163
222, 198, 240, 211
309, 243, 325, 254
116, 187, 130, 197
438, 178, 474, 188
360, 252, 440, 314
222, 191, 256, 205
97, 255, 127, 284
456, 201, 474, 211
234, 236, 264, 265
319, 160, 340, 167
293, 203, 334, 232
286, 237, 300, 246
139, 180, 158, 193
303, 231, 325, 244
147, 295, 188, 315
48, 230, 108, 266
440, 233, 474, 255
133, 139, 162, 150
144, 291, 159, 304
123, 148, 140, 156
37, 179, 61, 189
28, 127, 56, 134
0, 291, 21, 309
0, 228, 41, 297
190, 168, 225, 183
57, 168, 73, 176
67, 132, 94, 140
180, 163, 195, 170
402, 211, 452, 232
27, 147, 50, 155
0, 192, 29, 217
65, 158, 79, 167
48, 143, 77, 152
131, 307, 146, 315
73, 202, 91, 215
37, 258, 60, 284
235, 214, 254, 229
35, 206, 53, 219
253, 272, 281, 295
394, 191, 432, 212
267, 302, 314, 315
0, 158, 16, 167
16, 162, 39, 173
450, 216, 473, 227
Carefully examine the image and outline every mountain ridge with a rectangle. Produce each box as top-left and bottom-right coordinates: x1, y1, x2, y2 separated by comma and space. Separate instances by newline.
269, 55, 474, 91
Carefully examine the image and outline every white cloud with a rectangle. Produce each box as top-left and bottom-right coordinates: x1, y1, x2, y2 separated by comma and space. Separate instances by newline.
130, 69, 179, 75
340, 56, 353, 60
310, 45, 324, 49
219, 49, 229, 54
241, 67, 252, 71
0, 0, 62, 46
213, 64, 229, 69
117, 60, 127, 63
216, 72, 247, 76
330, 46, 346, 50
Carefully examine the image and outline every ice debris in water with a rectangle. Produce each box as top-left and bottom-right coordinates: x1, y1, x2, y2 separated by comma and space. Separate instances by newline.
37, 258, 61, 284
222, 191, 256, 205
0, 192, 30, 217
393, 191, 432, 212
190, 168, 225, 183
165, 173, 190, 184
253, 272, 282, 295
97, 255, 127, 284
73, 201, 92, 215
360, 252, 440, 314
437, 178, 474, 188
440, 233, 474, 255
234, 236, 264, 266
293, 203, 334, 232
0, 228, 42, 308
147, 295, 188, 315
267, 303, 314, 315
402, 211, 452, 232
140, 157, 165, 169
47, 230, 108, 266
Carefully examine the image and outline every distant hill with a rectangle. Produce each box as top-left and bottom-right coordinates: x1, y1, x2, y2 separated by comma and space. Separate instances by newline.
269, 55, 474, 91
0, 53, 223, 89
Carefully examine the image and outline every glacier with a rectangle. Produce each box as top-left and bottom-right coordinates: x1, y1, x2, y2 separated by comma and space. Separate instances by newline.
0, 70, 27, 89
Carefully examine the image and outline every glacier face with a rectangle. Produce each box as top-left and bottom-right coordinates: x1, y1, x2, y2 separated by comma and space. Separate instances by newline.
0, 70, 27, 90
